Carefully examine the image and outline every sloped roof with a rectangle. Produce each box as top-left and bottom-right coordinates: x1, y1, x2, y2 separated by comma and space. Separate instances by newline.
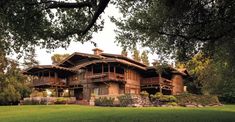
73, 58, 146, 70
146, 66, 188, 76
57, 52, 103, 67
101, 53, 147, 67
23, 65, 77, 75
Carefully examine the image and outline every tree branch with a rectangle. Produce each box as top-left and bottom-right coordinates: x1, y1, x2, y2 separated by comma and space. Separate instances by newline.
81, 0, 110, 35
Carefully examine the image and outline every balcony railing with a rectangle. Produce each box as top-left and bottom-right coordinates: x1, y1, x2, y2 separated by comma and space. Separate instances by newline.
33, 77, 65, 87
86, 72, 125, 83
141, 77, 172, 86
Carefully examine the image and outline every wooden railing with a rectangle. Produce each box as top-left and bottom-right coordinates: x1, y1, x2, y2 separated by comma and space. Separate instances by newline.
141, 77, 160, 85
141, 77, 173, 86
33, 77, 65, 87
86, 72, 125, 82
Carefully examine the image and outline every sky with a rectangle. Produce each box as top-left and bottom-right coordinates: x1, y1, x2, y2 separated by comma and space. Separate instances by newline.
34, 4, 157, 65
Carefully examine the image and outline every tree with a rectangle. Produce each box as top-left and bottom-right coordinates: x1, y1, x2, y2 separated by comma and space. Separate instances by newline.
0, 0, 110, 55
0, 51, 31, 105
51, 53, 70, 64
132, 48, 141, 62
112, 0, 235, 103
152, 60, 168, 93
141, 51, 149, 66
121, 48, 128, 56
112, 0, 235, 61
23, 49, 39, 68
183, 50, 235, 103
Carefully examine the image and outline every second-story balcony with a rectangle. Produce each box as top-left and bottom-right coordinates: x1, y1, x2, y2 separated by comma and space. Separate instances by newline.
141, 77, 173, 87
33, 77, 66, 87
86, 72, 125, 83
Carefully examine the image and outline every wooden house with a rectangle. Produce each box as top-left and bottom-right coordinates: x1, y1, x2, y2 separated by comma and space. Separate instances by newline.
23, 48, 188, 101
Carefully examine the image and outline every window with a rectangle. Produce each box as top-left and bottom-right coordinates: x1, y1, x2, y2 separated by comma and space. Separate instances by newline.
103, 64, 108, 72
93, 64, 102, 74
116, 67, 124, 74
110, 66, 114, 72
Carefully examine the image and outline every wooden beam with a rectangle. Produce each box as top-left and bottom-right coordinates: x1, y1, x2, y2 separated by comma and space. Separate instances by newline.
66, 60, 75, 66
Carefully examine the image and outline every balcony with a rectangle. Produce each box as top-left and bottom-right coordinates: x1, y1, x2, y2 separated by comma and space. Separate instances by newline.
141, 77, 172, 86
86, 72, 125, 83
33, 77, 66, 87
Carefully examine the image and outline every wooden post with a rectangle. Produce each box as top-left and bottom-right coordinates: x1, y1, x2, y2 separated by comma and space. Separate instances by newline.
114, 66, 116, 78
108, 64, 110, 79
102, 63, 104, 74
159, 86, 162, 93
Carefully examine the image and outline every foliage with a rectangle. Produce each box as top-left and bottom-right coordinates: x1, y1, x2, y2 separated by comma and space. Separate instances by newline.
30, 90, 47, 97
182, 50, 235, 103
113, 0, 235, 61
175, 92, 221, 106
0, 84, 21, 105
54, 97, 67, 104
140, 91, 149, 97
94, 97, 115, 106
23, 49, 39, 68
121, 48, 128, 56
117, 94, 133, 107
113, 0, 235, 103
140, 51, 149, 66
132, 48, 141, 62
150, 92, 177, 103
0, 51, 31, 105
166, 102, 178, 106
0, 0, 110, 55
51, 53, 70, 64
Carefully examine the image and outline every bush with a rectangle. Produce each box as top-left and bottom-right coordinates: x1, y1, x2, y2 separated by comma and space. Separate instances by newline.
54, 97, 67, 104
150, 92, 177, 102
175, 92, 221, 106
140, 91, 149, 97
150, 92, 177, 106
117, 94, 133, 107
95, 97, 114, 106
30, 90, 44, 97
166, 102, 178, 106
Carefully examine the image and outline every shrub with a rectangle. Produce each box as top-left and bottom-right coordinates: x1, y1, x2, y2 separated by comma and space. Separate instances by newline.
30, 90, 44, 97
175, 92, 221, 106
166, 102, 178, 106
54, 97, 67, 104
117, 94, 133, 107
94, 97, 114, 106
150, 92, 177, 106
140, 91, 149, 97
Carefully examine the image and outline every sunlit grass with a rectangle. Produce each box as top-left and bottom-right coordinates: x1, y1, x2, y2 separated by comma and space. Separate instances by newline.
0, 105, 234, 122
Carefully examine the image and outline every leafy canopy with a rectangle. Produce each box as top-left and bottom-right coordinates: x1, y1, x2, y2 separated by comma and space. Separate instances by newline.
0, 0, 110, 55
112, 0, 235, 61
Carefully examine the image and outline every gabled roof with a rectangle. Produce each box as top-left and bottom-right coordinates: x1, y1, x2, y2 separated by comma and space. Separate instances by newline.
101, 53, 147, 67
73, 58, 146, 70
56, 52, 148, 69
57, 52, 103, 67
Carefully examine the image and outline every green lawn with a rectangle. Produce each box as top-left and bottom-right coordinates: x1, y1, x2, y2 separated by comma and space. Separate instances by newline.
0, 105, 234, 122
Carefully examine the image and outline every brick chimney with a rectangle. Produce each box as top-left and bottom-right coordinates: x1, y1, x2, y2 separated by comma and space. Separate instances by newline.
92, 48, 103, 55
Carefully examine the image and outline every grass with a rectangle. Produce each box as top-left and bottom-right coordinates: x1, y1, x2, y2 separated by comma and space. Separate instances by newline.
0, 105, 234, 122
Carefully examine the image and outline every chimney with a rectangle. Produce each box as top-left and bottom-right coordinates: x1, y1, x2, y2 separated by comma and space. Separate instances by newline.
92, 48, 103, 55
152, 60, 160, 66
